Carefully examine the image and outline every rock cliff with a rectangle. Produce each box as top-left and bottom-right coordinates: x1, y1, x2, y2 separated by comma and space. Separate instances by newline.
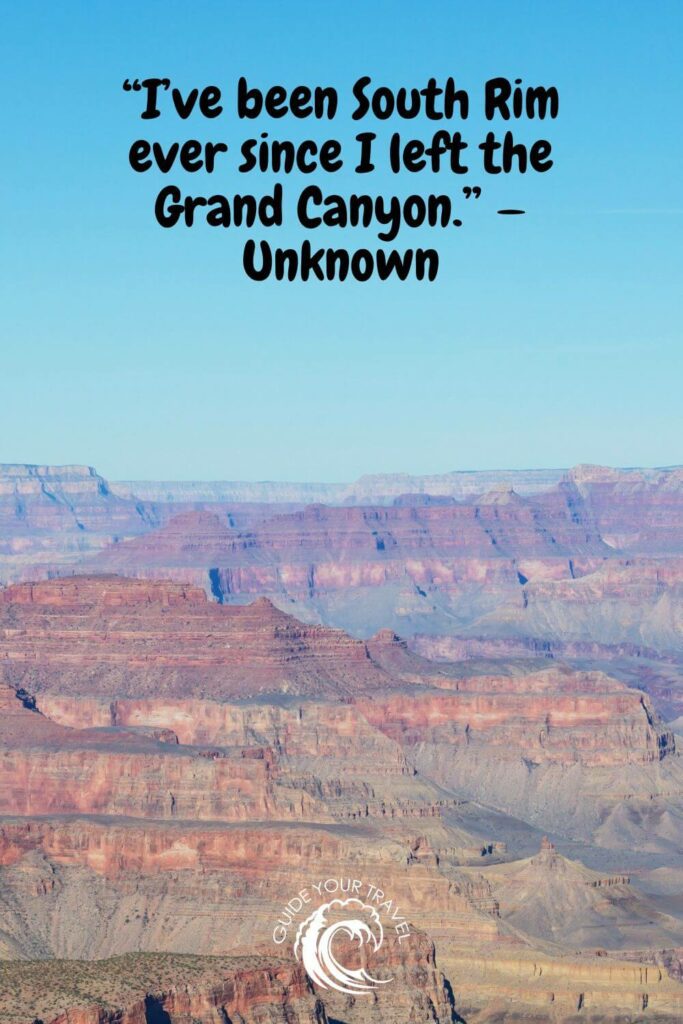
0, 953, 327, 1024
1, 477, 683, 1024
0, 576, 677, 847
3, 463, 682, 723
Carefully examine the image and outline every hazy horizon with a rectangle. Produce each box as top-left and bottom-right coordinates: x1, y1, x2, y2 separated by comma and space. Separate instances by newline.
2, 458, 681, 486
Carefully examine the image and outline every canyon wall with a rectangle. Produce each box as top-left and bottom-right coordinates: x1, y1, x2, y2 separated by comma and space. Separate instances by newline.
2, 463, 683, 1022
0, 576, 678, 847
110, 466, 569, 505
2, 463, 682, 721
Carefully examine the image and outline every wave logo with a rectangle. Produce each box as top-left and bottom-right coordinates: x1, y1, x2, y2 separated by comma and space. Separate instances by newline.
293, 897, 393, 995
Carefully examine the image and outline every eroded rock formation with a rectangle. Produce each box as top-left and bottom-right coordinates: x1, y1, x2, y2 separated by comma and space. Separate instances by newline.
0, 526, 682, 1021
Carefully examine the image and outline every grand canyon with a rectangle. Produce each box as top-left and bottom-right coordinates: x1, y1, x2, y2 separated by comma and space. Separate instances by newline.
1, 462, 682, 1023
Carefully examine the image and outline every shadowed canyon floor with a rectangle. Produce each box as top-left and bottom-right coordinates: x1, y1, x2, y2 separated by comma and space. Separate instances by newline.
1, 464, 683, 1021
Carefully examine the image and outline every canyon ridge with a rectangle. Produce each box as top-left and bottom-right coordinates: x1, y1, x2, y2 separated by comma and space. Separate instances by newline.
1, 463, 682, 1023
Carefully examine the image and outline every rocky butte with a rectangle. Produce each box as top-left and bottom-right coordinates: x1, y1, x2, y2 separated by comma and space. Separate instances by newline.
0, 574, 682, 1021
7, 461, 681, 726
37, 461, 678, 723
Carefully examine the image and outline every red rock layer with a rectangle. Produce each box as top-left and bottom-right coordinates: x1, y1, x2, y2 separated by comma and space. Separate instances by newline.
2, 956, 326, 1024
0, 815, 502, 953
0, 577, 389, 699
0, 681, 326, 823
0, 576, 673, 770
357, 681, 673, 767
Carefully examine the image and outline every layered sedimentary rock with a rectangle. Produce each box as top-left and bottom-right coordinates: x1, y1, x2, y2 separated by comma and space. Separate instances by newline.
445, 949, 683, 1023
0, 813, 502, 964
412, 629, 683, 724
0, 942, 459, 1024
0, 689, 465, 839
0, 465, 158, 539
1, 568, 683, 1020
1, 816, 682, 1022
110, 467, 568, 505
0, 465, 159, 583
94, 482, 611, 564
68, 468, 683, 720
457, 838, 683, 950
3, 463, 683, 721
567, 464, 683, 554
0, 575, 411, 702
0, 462, 570, 583
0, 953, 328, 1024
4, 944, 466, 1024
0, 576, 672, 758
472, 557, 683, 652
0, 466, 679, 1024
0, 575, 678, 849
353, 674, 682, 841
3, 464, 682, 629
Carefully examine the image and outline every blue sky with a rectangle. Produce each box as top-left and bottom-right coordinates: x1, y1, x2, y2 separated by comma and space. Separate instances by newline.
1, 1, 681, 480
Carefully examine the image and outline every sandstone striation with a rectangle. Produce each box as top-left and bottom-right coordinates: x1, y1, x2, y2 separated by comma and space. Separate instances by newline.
0, 575, 678, 848
110, 467, 569, 505
0, 938, 461, 1024
0, 953, 327, 1024
1, 817, 682, 1022
456, 837, 683, 950
3, 462, 683, 721
1, 506, 682, 1024
49, 465, 682, 726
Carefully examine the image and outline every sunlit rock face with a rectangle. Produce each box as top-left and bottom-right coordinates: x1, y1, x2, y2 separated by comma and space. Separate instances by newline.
2, 463, 682, 712
0, 954, 330, 1024
0, 576, 678, 843
2, 465, 683, 1022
